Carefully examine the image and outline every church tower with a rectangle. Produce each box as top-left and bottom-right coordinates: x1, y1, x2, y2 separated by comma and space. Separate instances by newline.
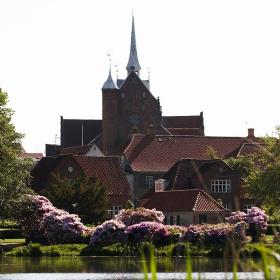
101, 15, 164, 155
102, 68, 119, 155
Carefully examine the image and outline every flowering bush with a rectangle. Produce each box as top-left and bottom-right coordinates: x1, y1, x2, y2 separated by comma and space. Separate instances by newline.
89, 219, 126, 246
226, 211, 247, 224
246, 207, 268, 232
15, 195, 90, 244
166, 225, 186, 243
125, 222, 170, 245
115, 207, 165, 226
180, 223, 247, 246
226, 207, 268, 243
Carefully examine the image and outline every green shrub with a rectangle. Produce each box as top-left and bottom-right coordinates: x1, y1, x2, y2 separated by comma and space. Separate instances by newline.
0, 229, 22, 239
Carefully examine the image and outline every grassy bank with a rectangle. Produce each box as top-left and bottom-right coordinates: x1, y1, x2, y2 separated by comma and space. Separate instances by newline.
4, 242, 280, 257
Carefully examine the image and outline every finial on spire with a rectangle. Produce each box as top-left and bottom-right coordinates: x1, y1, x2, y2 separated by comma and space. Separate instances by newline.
102, 54, 118, 90
126, 14, 141, 75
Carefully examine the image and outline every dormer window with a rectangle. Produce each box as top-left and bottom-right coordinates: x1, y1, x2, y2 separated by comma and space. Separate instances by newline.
155, 179, 169, 192
211, 180, 231, 193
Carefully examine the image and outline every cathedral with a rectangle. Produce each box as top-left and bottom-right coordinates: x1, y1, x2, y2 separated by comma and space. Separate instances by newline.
46, 16, 204, 156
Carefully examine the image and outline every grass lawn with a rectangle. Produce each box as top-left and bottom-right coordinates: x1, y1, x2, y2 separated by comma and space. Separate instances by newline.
0, 238, 25, 245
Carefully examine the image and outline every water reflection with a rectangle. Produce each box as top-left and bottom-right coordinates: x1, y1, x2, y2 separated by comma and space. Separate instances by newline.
0, 256, 261, 274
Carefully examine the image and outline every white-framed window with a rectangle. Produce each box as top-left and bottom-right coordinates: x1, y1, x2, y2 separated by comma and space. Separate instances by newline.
211, 180, 231, 193
146, 176, 154, 188
110, 206, 122, 218
224, 204, 231, 211
166, 215, 180, 225
244, 204, 252, 213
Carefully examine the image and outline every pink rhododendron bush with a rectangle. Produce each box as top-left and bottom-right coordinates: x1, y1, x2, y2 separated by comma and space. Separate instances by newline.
180, 222, 247, 246
89, 207, 246, 248
115, 207, 165, 226
15, 195, 91, 244
89, 219, 126, 246
226, 207, 268, 242
126, 222, 170, 245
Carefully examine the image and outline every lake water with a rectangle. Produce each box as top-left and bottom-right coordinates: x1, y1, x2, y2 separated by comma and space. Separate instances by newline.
0, 257, 264, 279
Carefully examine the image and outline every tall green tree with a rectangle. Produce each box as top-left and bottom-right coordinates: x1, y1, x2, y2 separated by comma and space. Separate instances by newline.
42, 175, 109, 224
0, 88, 33, 218
227, 127, 280, 220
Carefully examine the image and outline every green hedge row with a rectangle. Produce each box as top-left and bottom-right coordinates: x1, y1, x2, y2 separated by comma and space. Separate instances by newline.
0, 229, 22, 239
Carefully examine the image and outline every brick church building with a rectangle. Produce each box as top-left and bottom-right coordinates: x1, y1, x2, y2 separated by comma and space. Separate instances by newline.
46, 16, 204, 157
37, 16, 261, 223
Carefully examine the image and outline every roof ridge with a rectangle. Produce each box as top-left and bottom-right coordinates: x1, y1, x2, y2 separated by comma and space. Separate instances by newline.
199, 189, 225, 210
172, 159, 183, 190
192, 191, 200, 211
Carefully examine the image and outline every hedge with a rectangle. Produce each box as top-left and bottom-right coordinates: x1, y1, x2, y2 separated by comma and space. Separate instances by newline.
0, 229, 23, 239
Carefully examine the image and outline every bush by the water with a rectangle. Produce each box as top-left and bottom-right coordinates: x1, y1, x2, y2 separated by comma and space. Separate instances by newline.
226, 207, 268, 242
14, 195, 92, 244
90, 208, 246, 248
115, 207, 165, 226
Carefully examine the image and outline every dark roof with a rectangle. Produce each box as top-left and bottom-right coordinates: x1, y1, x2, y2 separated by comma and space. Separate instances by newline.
59, 144, 93, 155
237, 142, 263, 157
61, 117, 102, 148
166, 128, 203, 136
45, 144, 61, 157
31, 155, 132, 196
124, 135, 260, 172
73, 156, 133, 196
163, 115, 203, 129
142, 189, 225, 213
30, 155, 67, 190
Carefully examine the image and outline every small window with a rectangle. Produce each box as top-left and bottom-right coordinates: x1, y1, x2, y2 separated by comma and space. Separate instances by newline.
199, 214, 208, 224
170, 216, 174, 225
110, 206, 122, 218
177, 216, 181, 226
244, 204, 252, 213
224, 204, 231, 211
146, 176, 154, 188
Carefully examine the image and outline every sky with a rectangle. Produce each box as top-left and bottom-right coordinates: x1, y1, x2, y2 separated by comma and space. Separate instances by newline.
0, 0, 280, 154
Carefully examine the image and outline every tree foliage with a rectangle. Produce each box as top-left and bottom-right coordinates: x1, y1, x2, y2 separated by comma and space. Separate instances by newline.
227, 127, 280, 218
42, 175, 109, 224
0, 88, 33, 218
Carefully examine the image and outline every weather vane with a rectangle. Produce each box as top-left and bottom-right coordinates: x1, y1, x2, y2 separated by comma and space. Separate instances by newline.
115, 64, 119, 80
107, 53, 111, 69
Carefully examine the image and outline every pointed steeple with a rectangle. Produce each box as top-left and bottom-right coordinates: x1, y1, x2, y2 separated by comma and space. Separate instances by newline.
126, 15, 141, 75
102, 67, 118, 90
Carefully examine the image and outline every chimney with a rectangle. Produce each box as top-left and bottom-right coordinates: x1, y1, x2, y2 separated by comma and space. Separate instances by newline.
247, 128, 255, 139
147, 124, 156, 137
155, 179, 169, 192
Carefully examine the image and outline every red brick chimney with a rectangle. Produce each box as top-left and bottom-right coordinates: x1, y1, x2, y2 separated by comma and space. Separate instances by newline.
147, 124, 156, 137
247, 128, 255, 139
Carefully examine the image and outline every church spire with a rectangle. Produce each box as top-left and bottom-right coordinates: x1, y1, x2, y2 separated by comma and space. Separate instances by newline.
102, 66, 118, 90
126, 15, 141, 75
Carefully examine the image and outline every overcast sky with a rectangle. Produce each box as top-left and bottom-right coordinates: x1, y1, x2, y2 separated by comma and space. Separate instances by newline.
0, 0, 280, 153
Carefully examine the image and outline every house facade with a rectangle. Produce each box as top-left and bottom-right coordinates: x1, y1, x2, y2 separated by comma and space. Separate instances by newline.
141, 189, 225, 226
31, 155, 133, 217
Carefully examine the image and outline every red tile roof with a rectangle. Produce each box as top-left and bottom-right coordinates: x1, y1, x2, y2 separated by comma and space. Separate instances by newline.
237, 142, 263, 157
73, 156, 133, 196
142, 189, 225, 213
21, 153, 44, 160
60, 144, 93, 155
124, 135, 259, 172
